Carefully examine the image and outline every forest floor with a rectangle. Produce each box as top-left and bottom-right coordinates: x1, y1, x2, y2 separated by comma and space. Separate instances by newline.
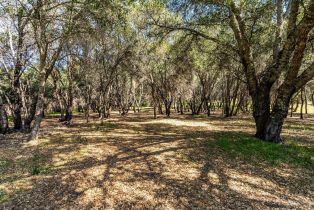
0, 110, 313, 209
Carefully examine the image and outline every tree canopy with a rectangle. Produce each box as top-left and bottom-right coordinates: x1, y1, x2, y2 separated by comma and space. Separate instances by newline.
0, 0, 313, 143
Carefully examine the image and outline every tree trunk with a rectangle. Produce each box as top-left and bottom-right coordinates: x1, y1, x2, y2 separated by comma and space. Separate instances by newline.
196, 99, 204, 115
304, 89, 308, 115
158, 102, 163, 115
252, 88, 271, 140
234, 92, 244, 116
165, 101, 171, 117
223, 75, 232, 117
230, 87, 239, 116
0, 98, 8, 134
151, 84, 157, 119
29, 74, 46, 140
64, 68, 73, 124
290, 102, 293, 117
85, 105, 90, 123
153, 105, 157, 119
64, 105, 73, 123
133, 104, 136, 113
24, 95, 38, 131
300, 88, 304, 119
58, 99, 65, 121
11, 79, 23, 129
179, 97, 184, 115
293, 98, 299, 112
264, 96, 291, 143
11, 11, 25, 131
254, 82, 305, 143
12, 102, 23, 130
206, 98, 211, 117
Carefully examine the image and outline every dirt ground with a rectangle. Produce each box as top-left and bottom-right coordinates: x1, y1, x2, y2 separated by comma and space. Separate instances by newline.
0, 111, 313, 209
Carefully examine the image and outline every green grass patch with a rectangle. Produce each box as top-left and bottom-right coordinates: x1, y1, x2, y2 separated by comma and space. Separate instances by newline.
285, 123, 314, 131
192, 114, 208, 119
208, 133, 314, 168
0, 159, 14, 178
45, 110, 81, 118
29, 152, 51, 176
0, 160, 10, 171
1, 155, 51, 178
97, 121, 118, 130
0, 189, 9, 204
45, 112, 62, 118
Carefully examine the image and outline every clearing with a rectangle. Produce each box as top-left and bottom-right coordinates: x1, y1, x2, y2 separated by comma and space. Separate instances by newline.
0, 111, 313, 209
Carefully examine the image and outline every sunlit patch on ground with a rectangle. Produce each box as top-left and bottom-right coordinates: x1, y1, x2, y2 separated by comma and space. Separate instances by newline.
0, 112, 313, 209
207, 171, 220, 185
226, 169, 313, 208
142, 118, 212, 128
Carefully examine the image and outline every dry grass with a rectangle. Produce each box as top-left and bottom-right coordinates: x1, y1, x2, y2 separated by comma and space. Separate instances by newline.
0, 111, 313, 209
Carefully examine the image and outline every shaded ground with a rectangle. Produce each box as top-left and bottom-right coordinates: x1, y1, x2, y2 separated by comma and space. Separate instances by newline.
0, 111, 313, 209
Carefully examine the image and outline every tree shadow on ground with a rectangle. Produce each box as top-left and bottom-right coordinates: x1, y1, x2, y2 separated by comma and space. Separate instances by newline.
1, 113, 313, 209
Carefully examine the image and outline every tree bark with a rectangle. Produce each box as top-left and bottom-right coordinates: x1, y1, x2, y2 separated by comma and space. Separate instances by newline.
300, 87, 304, 119
64, 64, 74, 124
179, 97, 184, 115
304, 88, 308, 115
10, 8, 27, 130
158, 101, 163, 114
290, 102, 293, 117
24, 95, 38, 131
206, 99, 211, 117
264, 93, 292, 143
165, 101, 172, 117
11, 80, 23, 130
0, 98, 9, 134
252, 87, 271, 140
29, 72, 46, 140
293, 97, 299, 112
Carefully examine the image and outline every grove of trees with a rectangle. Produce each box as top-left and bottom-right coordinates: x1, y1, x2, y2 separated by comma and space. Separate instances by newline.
0, 0, 314, 143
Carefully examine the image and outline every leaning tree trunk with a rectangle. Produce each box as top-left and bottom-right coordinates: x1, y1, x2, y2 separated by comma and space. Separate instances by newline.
290, 102, 294, 117
0, 98, 9, 134
293, 97, 299, 112
29, 74, 46, 140
264, 92, 293, 143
